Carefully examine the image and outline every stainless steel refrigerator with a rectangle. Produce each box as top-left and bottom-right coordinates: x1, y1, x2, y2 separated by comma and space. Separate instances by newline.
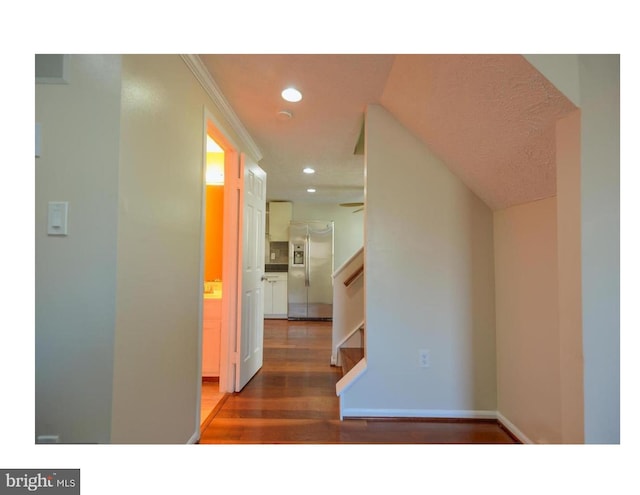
288, 220, 334, 320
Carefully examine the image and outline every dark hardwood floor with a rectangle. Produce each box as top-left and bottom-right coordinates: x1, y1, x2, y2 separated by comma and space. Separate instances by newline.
199, 319, 517, 444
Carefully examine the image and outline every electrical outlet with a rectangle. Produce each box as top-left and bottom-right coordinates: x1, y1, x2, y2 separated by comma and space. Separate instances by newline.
418, 349, 430, 368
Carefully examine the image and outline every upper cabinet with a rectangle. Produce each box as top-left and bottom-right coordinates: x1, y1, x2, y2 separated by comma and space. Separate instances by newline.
268, 201, 292, 241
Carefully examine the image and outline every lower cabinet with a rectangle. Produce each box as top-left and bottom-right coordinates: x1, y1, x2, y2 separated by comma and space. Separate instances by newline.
202, 298, 221, 377
264, 272, 288, 319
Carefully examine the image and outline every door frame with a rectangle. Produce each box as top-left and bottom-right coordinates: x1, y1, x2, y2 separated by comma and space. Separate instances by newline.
181, 54, 265, 441
195, 108, 244, 439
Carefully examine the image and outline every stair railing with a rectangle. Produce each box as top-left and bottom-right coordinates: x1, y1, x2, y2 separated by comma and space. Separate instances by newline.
331, 247, 365, 366
343, 265, 364, 287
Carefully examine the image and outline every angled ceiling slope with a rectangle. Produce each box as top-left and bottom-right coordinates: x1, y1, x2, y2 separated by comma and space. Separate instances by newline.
381, 54, 577, 210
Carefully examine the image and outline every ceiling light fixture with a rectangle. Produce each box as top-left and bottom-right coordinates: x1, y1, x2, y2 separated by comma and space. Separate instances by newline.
307, 188, 316, 193
281, 87, 302, 102
277, 110, 293, 121
303, 167, 315, 174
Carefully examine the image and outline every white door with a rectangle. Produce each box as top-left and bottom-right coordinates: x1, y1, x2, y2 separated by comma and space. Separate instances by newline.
235, 153, 266, 391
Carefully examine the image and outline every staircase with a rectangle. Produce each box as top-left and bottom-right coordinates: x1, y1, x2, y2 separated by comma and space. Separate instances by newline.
340, 347, 364, 376
331, 247, 364, 366
332, 248, 367, 419
334, 321, 367, 420
338, 325, 365, 376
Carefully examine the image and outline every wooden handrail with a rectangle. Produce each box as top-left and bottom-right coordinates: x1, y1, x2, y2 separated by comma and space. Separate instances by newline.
343, 265, 364, 287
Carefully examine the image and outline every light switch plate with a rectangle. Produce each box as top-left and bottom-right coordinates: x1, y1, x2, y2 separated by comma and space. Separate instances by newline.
48, 201, 68, 236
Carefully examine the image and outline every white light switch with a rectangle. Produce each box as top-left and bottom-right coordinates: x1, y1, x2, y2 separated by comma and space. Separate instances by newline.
48, 201, 68, 236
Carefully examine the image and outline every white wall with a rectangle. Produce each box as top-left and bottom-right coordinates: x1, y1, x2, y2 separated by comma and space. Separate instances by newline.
494, 197, 562, 443
35, 55, 122, 443
110, 55, 245, 443
556, 110, 584, 443
494, 110, 585, 445
523, 55, 620, 443
524, 55, 581, 107
292, 202, 364, 269
579, 55, 620, 444
341, 105, 497, 417
35, 54, 255, 444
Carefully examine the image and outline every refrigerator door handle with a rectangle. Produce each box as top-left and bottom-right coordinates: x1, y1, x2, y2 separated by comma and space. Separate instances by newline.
305, 234, 310, 287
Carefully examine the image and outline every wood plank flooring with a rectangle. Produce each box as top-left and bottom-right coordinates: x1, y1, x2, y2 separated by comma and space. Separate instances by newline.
200, 380, 227, 433
199, 319, 517, 444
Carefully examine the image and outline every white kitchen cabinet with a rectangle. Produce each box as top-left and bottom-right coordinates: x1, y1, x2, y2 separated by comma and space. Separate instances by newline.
263, 272, 288, 318
272, 275, 288, 315
268, 202, 292, 241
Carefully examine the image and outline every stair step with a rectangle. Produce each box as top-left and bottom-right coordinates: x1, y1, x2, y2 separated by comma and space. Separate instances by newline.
340, 347, 364, 376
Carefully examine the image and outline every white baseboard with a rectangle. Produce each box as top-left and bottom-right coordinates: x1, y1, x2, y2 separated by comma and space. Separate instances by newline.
496, 411, 533, 444
341, 408, 497, 420
340, 408, 532, 443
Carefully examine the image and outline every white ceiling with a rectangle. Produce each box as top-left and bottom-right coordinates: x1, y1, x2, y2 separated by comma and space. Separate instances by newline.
198, 54, 576, 210
199, 54, 394, 205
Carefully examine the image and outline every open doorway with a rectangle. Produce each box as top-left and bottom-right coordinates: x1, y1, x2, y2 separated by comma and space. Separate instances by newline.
198, 112, 244, 431
197, 110, 267, 436
200, 130, 226, 427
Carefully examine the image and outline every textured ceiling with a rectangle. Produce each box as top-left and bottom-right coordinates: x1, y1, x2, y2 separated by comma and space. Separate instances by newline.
198, 54, 576, 210
381, 55, 577, 210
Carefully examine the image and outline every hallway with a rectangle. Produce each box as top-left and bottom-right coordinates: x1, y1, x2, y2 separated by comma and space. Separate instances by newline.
199, 320, 517, 444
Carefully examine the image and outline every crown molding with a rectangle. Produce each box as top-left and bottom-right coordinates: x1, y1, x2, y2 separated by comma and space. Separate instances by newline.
181, 54, 263, 162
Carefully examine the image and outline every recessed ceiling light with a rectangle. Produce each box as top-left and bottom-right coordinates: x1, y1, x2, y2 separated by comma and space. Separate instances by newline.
307, 188, 316, 193
282, 87, 302, 103
277, 110, 293, 121
303, 167, 315, 174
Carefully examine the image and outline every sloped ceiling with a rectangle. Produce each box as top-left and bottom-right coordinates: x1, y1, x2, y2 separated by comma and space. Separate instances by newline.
381, 55, 577, 210
199, 54, 576, 210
